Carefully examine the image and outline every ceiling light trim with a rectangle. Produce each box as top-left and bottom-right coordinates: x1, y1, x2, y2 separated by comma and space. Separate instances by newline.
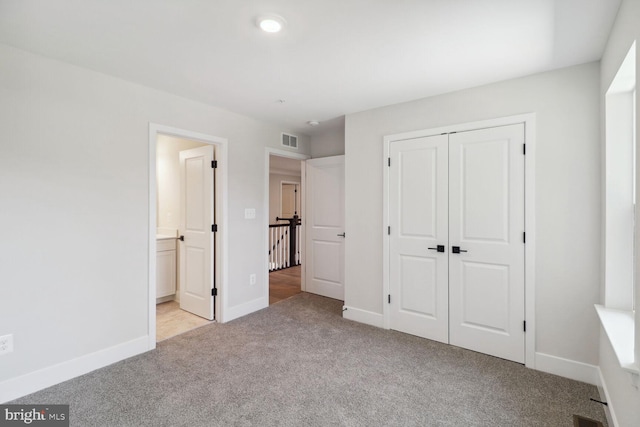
257, 14, 286, 33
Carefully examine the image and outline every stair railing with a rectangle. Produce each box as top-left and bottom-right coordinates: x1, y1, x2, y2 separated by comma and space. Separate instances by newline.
268, 215, 302, 271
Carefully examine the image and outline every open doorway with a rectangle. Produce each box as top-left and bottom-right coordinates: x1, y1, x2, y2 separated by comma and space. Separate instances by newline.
268, 153, 305, 304
149, 124, 228, 347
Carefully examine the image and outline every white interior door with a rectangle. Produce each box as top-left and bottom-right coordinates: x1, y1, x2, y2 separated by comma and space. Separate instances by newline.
305, 156, 345, 300
448, 124, 525, 363
389, 135, 449, 343
179, 145, 215, 320
281, 183, 297, 218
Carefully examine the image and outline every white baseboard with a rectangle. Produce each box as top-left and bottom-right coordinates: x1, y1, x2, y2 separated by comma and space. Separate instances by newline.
597, 367, 618, 427
342, 305, 384, 328
0, 336, 150, 403
223, 297, 268, 323
156, 295, 175, 304
535, 352, 599, 386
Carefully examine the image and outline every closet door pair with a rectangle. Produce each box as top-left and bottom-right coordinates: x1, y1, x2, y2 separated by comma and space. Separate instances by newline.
389, 124, 525, 363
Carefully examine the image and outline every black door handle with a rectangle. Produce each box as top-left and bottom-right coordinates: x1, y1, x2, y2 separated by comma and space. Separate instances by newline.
452, 246, 467, 254
428, 245, 445, 253
179, 235, 185, 241
337, 233, 346, 238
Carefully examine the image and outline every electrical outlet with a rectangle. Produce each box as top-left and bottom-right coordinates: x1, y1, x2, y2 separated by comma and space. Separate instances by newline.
0, 334, 13, 356
249, 274, 257, 285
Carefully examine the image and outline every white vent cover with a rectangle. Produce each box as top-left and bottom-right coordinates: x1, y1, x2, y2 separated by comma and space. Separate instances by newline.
281, 133, 298, 149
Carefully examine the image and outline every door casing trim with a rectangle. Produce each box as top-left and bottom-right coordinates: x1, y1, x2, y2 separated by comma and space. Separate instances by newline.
382, 113, 536, 369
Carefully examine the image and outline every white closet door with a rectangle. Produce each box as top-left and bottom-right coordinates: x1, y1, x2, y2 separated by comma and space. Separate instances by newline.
448, 124, 525, 363
389, 135, 449, 343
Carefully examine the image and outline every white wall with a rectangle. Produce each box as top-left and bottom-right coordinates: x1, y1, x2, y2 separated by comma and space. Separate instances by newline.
269, 173, 301, 224
599, 0, 640, 425
0, 43, 309, 395
310, 123, 345, 158
157, 135, 207, 233
345, 62, 601, 367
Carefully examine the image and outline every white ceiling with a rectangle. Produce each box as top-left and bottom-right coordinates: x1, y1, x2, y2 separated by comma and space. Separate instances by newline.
0, 0, 621, 136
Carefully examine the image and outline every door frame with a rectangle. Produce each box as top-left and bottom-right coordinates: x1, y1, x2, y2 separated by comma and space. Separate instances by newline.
264, 148, 310, 297
382, 113, 536, 369
148, 123, 228, 350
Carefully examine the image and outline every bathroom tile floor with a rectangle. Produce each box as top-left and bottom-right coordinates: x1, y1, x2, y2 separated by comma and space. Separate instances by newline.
156, 301, 213, 342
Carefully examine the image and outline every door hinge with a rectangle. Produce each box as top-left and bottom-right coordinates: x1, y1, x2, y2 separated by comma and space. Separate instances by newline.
523, 320, 526, 332
211, 160, 218, 169
212, 288, 218, 296
523, 232, 526, 243
212, 224, 218, 232
388, 157, 391, 167
523, 144, 526, 155
388, 226, 391, 235
388, 294, 391, 304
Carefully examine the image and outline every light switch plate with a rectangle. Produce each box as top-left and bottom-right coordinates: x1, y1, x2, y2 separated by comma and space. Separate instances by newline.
0, 334, 13, 356
245, 208, 256, 219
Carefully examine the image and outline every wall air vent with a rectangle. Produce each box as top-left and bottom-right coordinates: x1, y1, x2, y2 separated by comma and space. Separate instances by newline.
281, 133, 298, 149
572, 415, 603, 427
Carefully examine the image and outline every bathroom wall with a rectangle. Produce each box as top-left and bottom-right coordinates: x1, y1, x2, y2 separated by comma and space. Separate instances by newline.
156, 135, 208, 234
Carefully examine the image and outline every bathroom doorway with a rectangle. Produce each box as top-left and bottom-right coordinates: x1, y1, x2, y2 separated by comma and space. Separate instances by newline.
155, 135, 213, 340
149, 124, 228, 345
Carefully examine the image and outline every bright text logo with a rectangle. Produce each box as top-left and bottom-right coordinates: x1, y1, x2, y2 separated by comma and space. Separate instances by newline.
0, 405, 68, 427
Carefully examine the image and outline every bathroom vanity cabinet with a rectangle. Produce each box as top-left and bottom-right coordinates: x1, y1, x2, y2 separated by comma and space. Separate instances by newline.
156, 237, 177, 299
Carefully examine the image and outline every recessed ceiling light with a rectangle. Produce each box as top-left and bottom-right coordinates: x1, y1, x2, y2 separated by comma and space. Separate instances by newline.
257, 15, 286, 33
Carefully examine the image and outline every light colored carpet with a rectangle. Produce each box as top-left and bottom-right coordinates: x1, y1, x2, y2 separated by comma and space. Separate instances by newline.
12, 293, 607, 426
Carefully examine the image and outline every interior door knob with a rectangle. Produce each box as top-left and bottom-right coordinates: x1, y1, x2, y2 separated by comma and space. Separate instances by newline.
452, 246, 467, 253
337, 233, 346, 238
428, 245, 445, 252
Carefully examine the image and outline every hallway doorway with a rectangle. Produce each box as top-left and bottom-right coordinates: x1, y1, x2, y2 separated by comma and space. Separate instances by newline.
267, 150, 308, 305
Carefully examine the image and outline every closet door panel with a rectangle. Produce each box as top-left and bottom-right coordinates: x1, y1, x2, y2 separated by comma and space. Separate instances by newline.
448, 124, 525, 363
389, 135, 449, 343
